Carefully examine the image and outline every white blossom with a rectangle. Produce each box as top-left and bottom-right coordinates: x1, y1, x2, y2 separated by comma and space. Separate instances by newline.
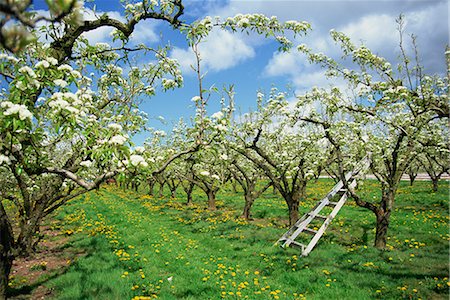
71, 70, 82, 78
19, 66, 37, 78
109, 135, 127, 145
211, 111, 224, 119
2, 102, 33, 120
57, 64, 73, 72
162, 78, 176, 89
16, 81, 27, 91
191, 96, 201, 102
49, 99, 70, 109
54, 79, 68, 88
211, 174, 220, 180
130, 154, 148, 167
134, 146, 145, 153
80, 160, 93, 168
35, 60, 50, 68
108, 123, 123, 131
200, 170, 210, 176
47, 57, 58, 65
215, 124, 227, 131
0, 154, 11, 165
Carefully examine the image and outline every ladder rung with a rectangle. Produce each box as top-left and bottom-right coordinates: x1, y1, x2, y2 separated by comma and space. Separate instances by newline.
308, 213, 327, 220
338, 189, 347, 192
303, 227, 318, 235
328, 201, 339, 206
290, 241, 306, 250
315, 214, 327, 220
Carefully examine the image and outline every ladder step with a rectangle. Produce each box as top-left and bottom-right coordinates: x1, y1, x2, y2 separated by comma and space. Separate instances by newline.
328, 201, 339, 206
290, 241, 306, 250
338, 189, 347, 192
308, 213, 327, 220
303, 227, 318, 235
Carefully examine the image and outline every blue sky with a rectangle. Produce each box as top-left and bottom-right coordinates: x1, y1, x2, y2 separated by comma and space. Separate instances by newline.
35, 0, 449, 145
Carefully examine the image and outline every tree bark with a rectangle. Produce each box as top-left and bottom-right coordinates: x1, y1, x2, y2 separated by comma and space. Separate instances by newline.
241, 194, 255, 220
286, 195, 299, 226
170, 188, 177, 199
148, 178, 155, 196
431, 177, 439, 192
373, 189, 395, 249
0, 203, 14, 300
206, 189, 216, 210
184, 182, 195, 206
408, 173, 417, 186
158, 182, 165, 198
374, 209, 391, 249
16, 216, 41, 256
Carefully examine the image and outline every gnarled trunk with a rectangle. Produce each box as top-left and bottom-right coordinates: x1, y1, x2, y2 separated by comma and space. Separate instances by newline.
408, 173, 417, 186
374, 189, 395, 249
184, 182, 195, 206
241, 194, 255, 220
374, 209, 391, 249
170, 188, 177, 199
286, 195, 299, 227
158, 182, 165, 198
431, 177, 439, 192
16, 216, 41, 256
206, 189, 216, 210
0, 203, 14, 300
148, 178, 156, 196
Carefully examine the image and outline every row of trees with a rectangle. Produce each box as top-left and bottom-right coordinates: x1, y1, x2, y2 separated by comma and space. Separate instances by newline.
0, 1, 312, 297
0, 1, 447, 298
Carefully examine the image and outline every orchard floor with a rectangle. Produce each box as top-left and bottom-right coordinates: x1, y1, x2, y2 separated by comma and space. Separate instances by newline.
8, 179, 449, 300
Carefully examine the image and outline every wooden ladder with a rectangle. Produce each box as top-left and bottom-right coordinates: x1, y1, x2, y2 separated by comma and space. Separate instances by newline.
277, 157, 371, 256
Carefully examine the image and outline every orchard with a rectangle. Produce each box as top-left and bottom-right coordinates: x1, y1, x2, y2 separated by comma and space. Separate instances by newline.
0, 1, 448, 299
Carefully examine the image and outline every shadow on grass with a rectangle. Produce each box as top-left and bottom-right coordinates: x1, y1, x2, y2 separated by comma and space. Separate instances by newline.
7, 266, 66, 299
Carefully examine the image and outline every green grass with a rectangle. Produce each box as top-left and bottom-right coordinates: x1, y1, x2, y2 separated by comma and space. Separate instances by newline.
46, 179, 448, 300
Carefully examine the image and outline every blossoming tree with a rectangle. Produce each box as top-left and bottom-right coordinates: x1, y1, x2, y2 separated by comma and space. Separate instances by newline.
0, 0, 186, 297
294, 18, 449, 248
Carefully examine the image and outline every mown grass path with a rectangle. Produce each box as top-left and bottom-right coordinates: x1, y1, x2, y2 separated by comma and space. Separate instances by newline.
48, 180, 449, 300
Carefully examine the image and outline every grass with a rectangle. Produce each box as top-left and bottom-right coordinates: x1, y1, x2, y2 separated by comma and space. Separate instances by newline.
41, 179, 448, 299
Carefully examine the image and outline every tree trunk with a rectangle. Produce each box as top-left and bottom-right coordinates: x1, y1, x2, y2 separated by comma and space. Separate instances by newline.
286, 195, 299, 226
148, 178, 155, 196
131, 181, 138, 192
206, 189, 216, 210
170, 188, 177, 199
374, 188, 395, 249
374, 209, 391, 249
431, 177, 439, 192
184, 182, 195, 206
408, 173, 417, 186
16, 218, 40, 256
0, 204, 14, 300
241, 194, 255, 220
231, 180, 238, 194
158, 182, 165, 198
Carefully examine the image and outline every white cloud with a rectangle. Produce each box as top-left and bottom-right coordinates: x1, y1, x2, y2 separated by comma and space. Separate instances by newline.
132, 20, 159, 44
338, 14, 398, 53
292, 70, 347, 96
263, 0, 448, 96
171, 28, 255, 74
264, 51, 302, 77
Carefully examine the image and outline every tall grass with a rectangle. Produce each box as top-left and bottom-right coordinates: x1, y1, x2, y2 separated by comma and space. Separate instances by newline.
46, 179, 449, 299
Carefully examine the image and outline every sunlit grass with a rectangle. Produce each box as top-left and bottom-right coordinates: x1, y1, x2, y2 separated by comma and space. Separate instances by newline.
47, 179, 449, 299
